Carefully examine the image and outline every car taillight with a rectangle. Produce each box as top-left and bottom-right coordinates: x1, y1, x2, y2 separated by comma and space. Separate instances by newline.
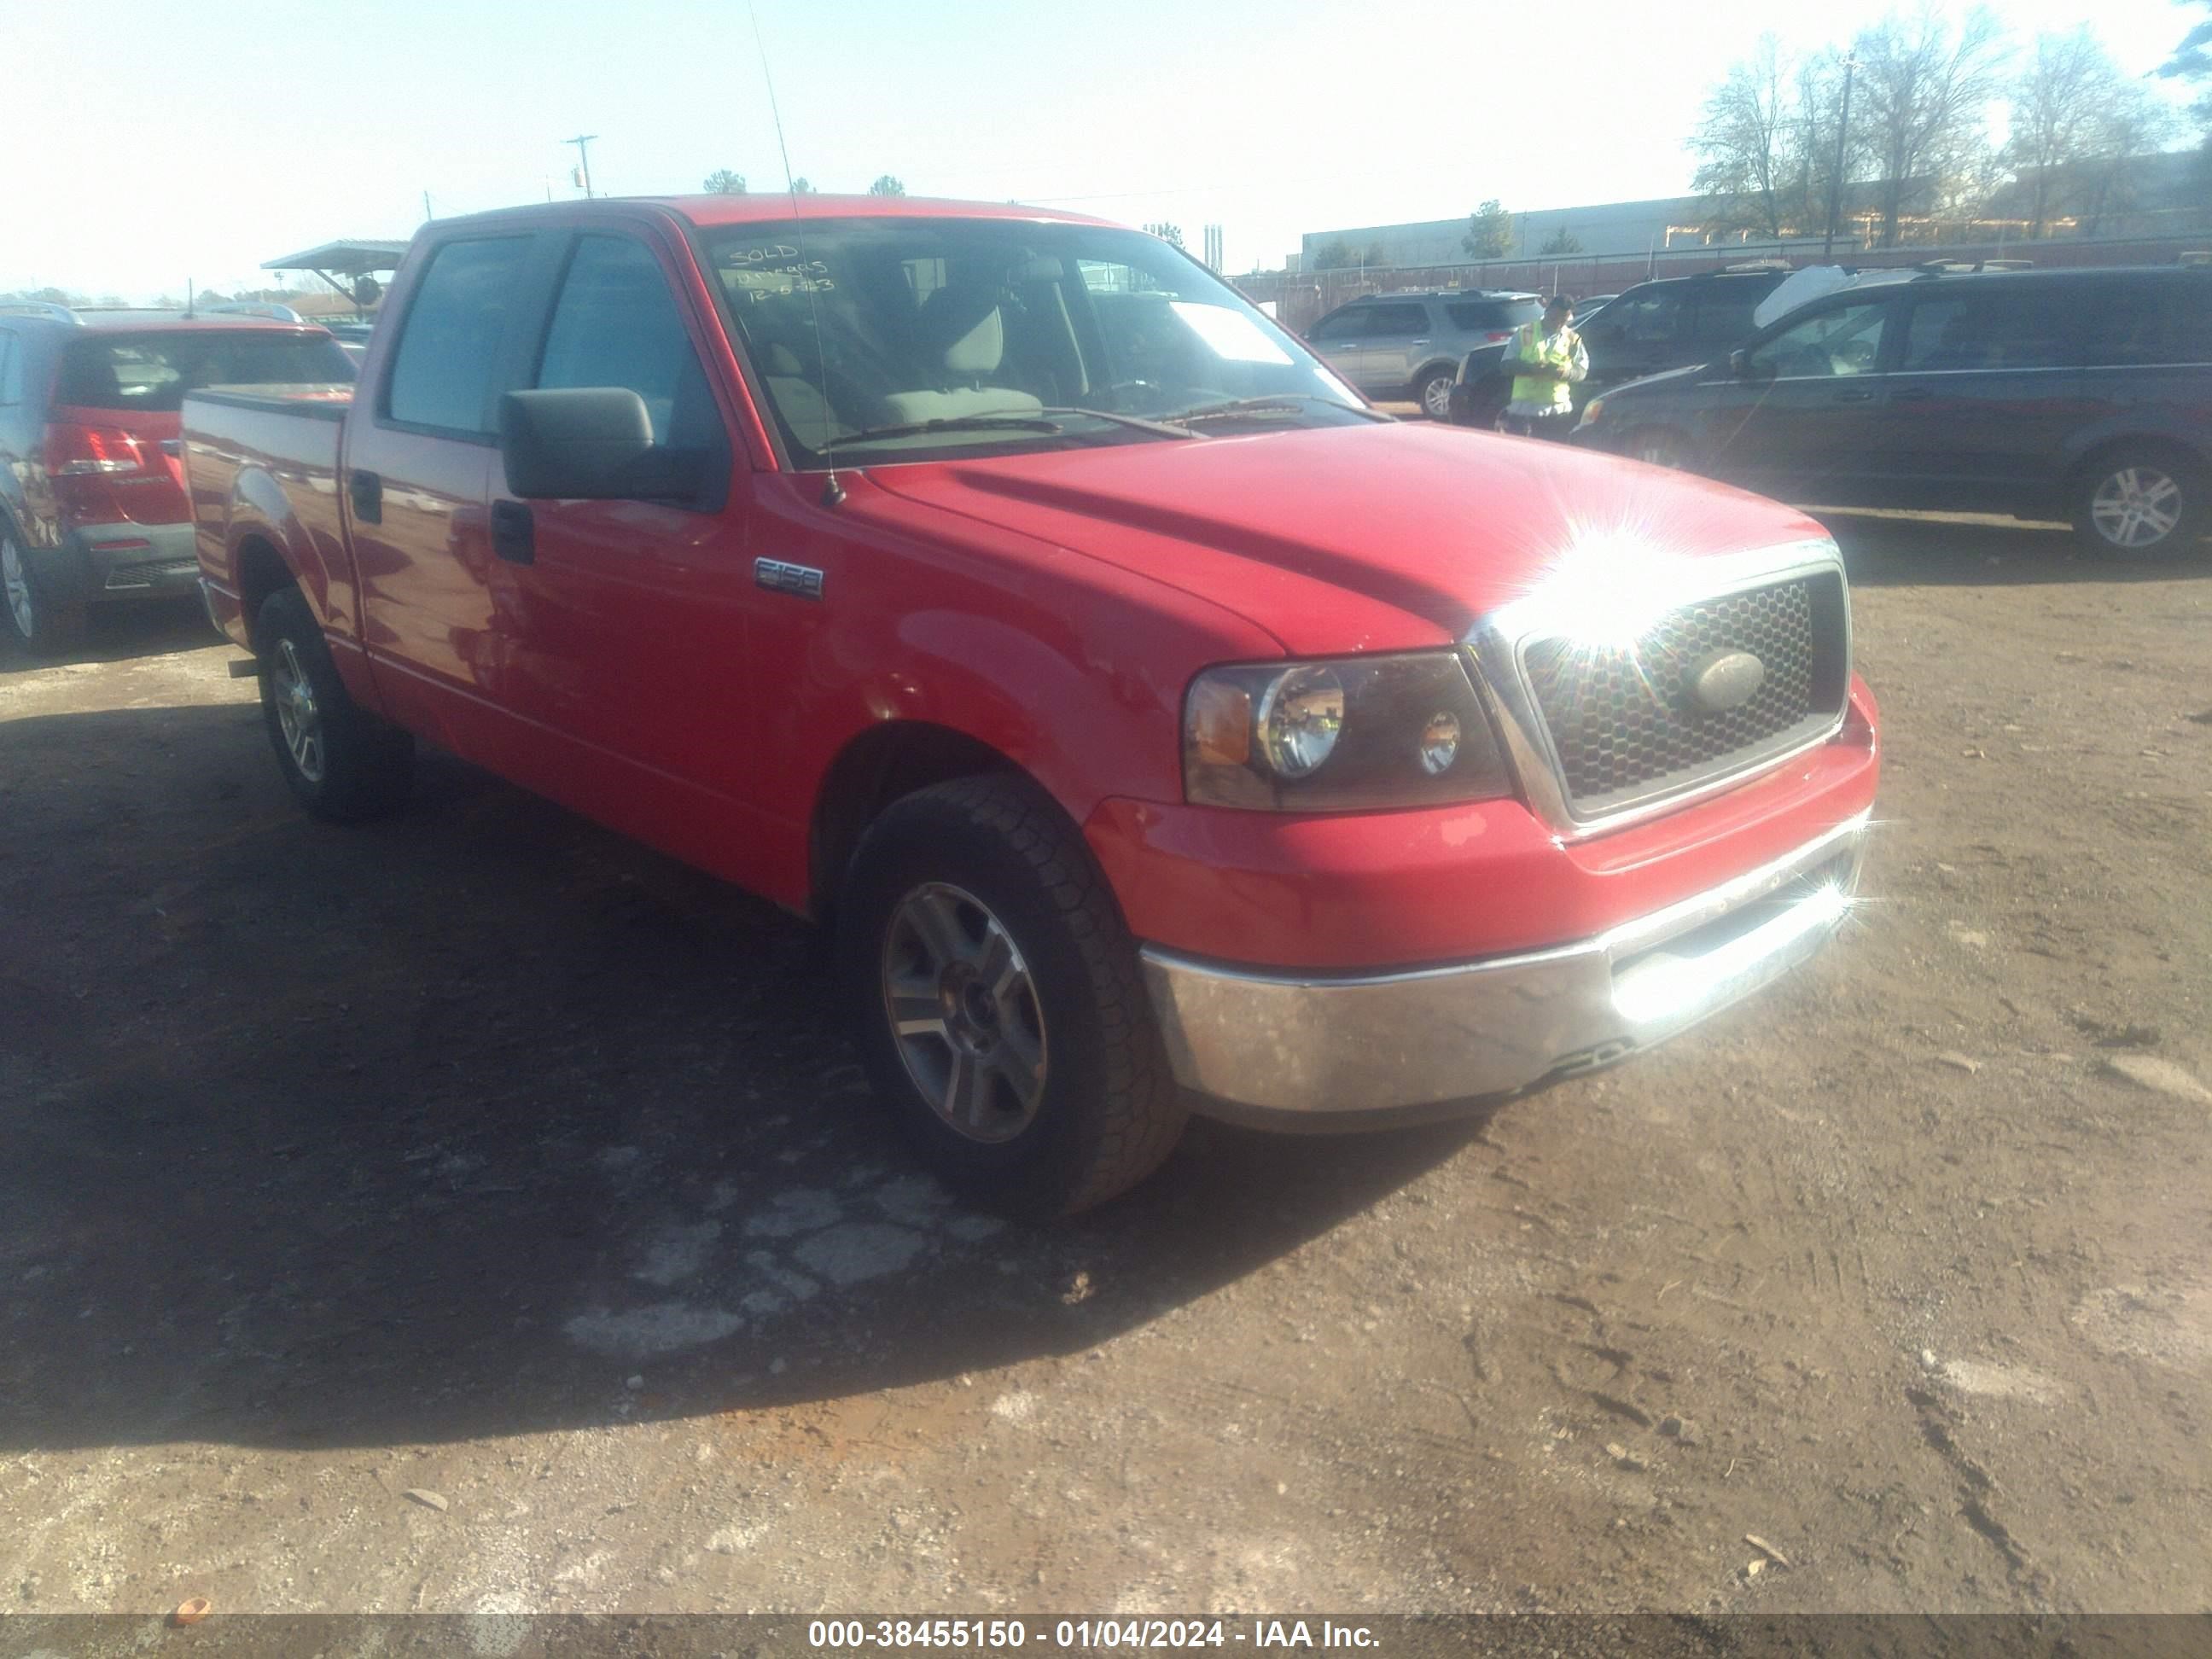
45, 422, 151, 477
1484, 331, 1511, 343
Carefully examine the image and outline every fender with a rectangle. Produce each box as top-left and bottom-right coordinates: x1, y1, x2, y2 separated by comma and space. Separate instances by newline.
2058, 410, 2212, 477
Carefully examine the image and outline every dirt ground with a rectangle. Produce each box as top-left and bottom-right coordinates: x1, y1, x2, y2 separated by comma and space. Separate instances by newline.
1, 510, 2207, 1621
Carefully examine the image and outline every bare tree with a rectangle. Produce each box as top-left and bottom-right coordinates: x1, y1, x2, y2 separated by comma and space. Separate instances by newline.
868, 175, 906, 197
1691, 36, 1796, 236
2005, 29, 2138, 236
702, 169, 747, 195
1144, 223, 1186, 249
1851, 8, 2010, 246
2068, 86, 2182, 234
789, 178, 816, 194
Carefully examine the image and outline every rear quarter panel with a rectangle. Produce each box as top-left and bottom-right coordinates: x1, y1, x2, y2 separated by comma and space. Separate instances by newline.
183, 390, 355, 647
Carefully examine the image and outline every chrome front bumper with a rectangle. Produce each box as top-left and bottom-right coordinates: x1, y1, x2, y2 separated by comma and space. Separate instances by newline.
1139, 811, 1868, 1119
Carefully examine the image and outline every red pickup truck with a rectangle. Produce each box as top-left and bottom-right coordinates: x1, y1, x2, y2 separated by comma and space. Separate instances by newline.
184, 195, 1879, 1216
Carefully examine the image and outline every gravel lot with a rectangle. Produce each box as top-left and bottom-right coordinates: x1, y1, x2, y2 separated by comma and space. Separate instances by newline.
1, 509, 2207, 1619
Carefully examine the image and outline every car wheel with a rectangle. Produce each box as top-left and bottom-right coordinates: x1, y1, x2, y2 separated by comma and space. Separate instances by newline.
2073, 450, 2202, 558
838, 776, 1188, 1219
1416, 368, 1458, 422
1627, 429, 1691, 470
1, 527, 87, 657
255, 585, 414, 821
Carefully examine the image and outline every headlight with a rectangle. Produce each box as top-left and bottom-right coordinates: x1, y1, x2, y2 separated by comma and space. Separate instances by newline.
1184, 652, 1511, 812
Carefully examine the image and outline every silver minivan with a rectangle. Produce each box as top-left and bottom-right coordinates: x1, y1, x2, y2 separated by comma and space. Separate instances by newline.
1306, 290, 1540, 419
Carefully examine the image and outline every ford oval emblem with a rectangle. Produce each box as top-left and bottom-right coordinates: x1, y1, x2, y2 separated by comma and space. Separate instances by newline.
1687, 649, 1765, 713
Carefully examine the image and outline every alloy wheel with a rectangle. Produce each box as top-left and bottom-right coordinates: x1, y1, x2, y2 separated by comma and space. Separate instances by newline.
271, 637, 326, 783
2090, 466, 2182, 550
2, 536, 34, 638
1422, 376, 1455, 420
880, 882, 1048, 1144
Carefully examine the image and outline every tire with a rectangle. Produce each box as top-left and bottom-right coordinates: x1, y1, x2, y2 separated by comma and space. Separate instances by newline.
254, 585, 413, 821
2071, 446, 2203, 559
837, 776, 1188, 1219
1, 526, 88, 657
1415, 366, 1458, 422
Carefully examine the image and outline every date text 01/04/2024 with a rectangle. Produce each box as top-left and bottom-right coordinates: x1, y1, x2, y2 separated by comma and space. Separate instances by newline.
805, 1620, 1381, 1650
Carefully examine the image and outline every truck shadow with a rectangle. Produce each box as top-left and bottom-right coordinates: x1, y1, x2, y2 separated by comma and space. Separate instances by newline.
0, 597, 220, 673
0, 705, 1487, 1454
1813, 509, 2212, 588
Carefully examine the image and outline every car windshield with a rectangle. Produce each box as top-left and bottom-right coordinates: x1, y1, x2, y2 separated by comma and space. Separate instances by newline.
55, 330, 354, 412
700, 218, 1369, 467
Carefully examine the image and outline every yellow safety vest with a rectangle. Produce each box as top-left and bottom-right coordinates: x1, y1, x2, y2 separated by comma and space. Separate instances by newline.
1509, 323, 1575, 410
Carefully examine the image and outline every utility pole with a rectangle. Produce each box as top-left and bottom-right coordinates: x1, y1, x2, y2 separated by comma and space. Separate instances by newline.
422, 191, 434, 222
1821, 52, 1858, 262
564, 134, 598, 199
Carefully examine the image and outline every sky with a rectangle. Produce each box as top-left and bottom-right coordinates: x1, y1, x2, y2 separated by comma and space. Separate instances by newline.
2, 0, 2199, 300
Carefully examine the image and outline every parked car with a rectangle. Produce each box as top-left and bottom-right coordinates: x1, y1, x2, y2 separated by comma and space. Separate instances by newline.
1573, 265, 2212, 556
1306, 289, 1541, 418
0, 304, 352, 653
1574, 294, 1620, 325
185, 195, 1879, 1215
1574, 263, 1795, 401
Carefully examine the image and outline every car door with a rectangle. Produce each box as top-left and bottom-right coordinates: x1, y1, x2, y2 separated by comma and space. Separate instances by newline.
1304, 303, 1376, 389
350, 231, 550, 737
1870, 280, 2095, 511
1690, 293, 1899, 503
485, 228, 760, 857
1354, 300, 1433, 396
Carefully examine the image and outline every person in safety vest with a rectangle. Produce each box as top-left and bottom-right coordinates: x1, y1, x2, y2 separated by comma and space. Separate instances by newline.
1497, 294, 1587, 440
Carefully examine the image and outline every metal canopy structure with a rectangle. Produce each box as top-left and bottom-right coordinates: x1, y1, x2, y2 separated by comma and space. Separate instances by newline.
260, 239, 410, 314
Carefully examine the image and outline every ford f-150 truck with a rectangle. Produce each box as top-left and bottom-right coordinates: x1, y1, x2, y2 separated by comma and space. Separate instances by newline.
185, 195, 1880, 1216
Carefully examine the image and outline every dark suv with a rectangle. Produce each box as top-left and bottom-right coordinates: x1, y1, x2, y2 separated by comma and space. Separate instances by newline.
1574, 264, 1794, 399
1571, 265, 2212, 556
1306, 290, 1541, 419
0, 305, 352, 652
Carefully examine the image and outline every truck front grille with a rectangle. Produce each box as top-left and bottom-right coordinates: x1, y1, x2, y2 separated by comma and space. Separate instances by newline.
1519, 571, 1849, 821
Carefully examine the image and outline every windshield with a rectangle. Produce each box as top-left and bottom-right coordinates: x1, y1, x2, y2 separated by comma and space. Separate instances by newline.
699, 218, 1369, 466
55, 330, 354, 413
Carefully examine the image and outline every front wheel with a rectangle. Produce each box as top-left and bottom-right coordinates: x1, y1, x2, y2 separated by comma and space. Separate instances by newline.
1416, 367, 1458, 422
2072, 450, 2202, 558
838, 777, 1187, 1218
255, 586, 414, 821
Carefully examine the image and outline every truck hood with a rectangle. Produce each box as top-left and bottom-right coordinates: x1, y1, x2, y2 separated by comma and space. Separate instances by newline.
861, 422, 1825, 655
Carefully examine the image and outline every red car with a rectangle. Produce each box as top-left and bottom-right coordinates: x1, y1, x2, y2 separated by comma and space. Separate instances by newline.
183, 196, 1879, 1216
0, 303, 352, 653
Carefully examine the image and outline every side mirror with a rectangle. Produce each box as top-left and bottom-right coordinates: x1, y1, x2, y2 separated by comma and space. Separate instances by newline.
1728, 348, 1751, 378
500, 387, 701, 501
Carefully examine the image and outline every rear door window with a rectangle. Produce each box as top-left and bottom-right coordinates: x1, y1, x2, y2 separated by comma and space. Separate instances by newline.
1607, 287, 1689, 343
1691, 287, 1765, 346
53, 331, 353, 413
386, 236, 533, 434
1898, 287, 2081, 372
1446, 299, 1541, 332
0, 333, 18, 404
1362, 302, 1429, 337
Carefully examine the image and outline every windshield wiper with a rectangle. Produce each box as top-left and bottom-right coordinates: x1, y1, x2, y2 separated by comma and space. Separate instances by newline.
837, 407, 1202, 446
1154, 394, 1391, 425
837, 413, 1069, 444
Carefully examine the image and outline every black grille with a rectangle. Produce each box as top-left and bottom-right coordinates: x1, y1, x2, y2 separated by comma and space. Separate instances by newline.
1522, 573, 1848, 817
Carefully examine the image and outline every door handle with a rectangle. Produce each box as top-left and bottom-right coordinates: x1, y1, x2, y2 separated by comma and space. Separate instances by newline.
348, 469, 381, 524
1891, 387, 1933, 402
491, 500, 534, 565
1831, 388, 1877, 403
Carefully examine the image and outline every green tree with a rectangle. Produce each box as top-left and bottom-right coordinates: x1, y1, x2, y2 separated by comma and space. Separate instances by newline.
1144, 222, 1186, 248
868, 174, 906, 196
1537, 228, 1583, 255
703, 169, 748, 195
790, 177, 816, 194
1310, 238, 1356, 269
1462, 199, 1514, 258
